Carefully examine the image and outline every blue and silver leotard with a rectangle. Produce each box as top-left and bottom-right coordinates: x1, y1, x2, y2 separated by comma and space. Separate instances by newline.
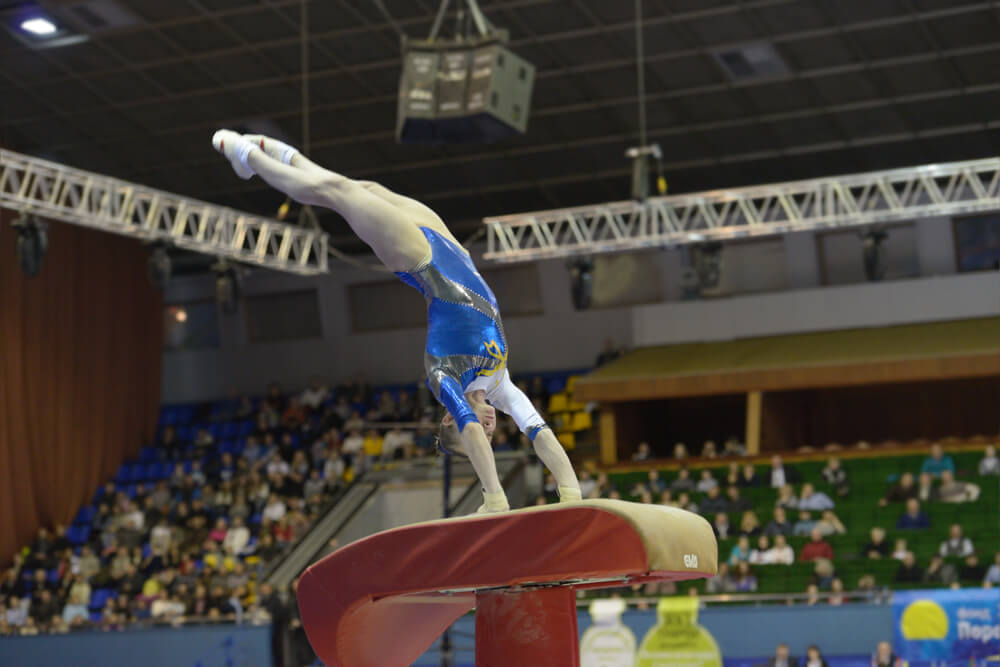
395, 227, 508, 430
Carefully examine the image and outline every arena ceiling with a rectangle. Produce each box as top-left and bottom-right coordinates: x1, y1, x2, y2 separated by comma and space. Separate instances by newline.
3, 0, 1000, 262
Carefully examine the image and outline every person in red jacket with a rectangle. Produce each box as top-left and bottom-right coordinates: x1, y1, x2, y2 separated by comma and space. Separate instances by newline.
800, 527, 835, 561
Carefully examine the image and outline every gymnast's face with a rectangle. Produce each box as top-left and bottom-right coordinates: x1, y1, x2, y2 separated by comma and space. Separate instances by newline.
441, 389, 496, 441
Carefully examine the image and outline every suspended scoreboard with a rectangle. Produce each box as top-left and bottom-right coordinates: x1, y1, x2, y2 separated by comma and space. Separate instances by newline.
397, 40, 535, 143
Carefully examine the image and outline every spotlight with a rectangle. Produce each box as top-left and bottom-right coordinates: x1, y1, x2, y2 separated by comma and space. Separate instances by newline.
20, 17, 57, 36
693, 242, 723, 292
861, 229, 888, 282
12, 212, 48, 278
147, 243, 172, 289
568, 257, 593, 311
212, 260, 241, 315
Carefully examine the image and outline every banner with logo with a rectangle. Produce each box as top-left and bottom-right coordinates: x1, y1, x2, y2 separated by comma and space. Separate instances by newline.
636, 597, 722, 667
893, 589, 1000, 661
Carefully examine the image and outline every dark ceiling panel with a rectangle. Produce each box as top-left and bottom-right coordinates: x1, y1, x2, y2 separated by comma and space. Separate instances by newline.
1, 1, 991, 260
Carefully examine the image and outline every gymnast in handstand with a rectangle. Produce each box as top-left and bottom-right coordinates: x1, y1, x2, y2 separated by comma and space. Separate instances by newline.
212, 130, 581, 512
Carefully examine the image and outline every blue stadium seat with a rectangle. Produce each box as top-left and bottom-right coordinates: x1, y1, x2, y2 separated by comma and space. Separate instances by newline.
114, 463, 131, 484
90, 588, 115, 611
88, 611, 103, 622
154, 462, 173, 480
249, 513, 262, 526
220, 421, 238, 438
73, 505, 96, 525
138, 446, 160, 463
67, 525, 91, 545
47, 569, 60, 584
141, 543, 152, 559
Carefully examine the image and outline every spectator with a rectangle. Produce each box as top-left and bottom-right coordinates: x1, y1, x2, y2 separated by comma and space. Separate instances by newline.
670, 468, 695, 494
699, 486, 729, 515
770, 455, 801, 489
672, 442, 689, 460
775, 485, 799, 511
223, 516, 250, 556
768, 643, 798, 667
632, 442, 652, 461
767, 535, 795, 565
701, 441, 718, 459
193, 427, 215, 452
939, 524, 974, 557
924, 555, 958, 586
814, 510, 846, 537
732, 562, 757, 592
738, 511, 761, 537
800, 528, 834, 562
713, 513, 732, 540
764, 507, 793, 537
696, 469, 718, 494
722, 437, 745, 457
806, 584, 821, 606
705, 562, 734, 594
382, 427, 413, 461
896, 499, 930, 530
299, 377, 330, 411
749, 535, 772, 565
879, 472, 918, 506
798, 483, 835, 511
921, 444, 955, 478
892, 539, 911, 562
821, 457, 850, 497
263, 494, 287, 522
739, 463, 761, 487
984, 552, 1000, 585
805, 645, 828, 667
728, 535, 752, 565
794, 511, 817, 536
959, 554, 986, 583
644, 470, 665, 496
937, 470, 980, 503
979, 445, 999, 476
828, 578, 846, 606
916, 472, 938, 503
872, 641, 900, 667
726, 486, 751, 513
862, 527, 890, 559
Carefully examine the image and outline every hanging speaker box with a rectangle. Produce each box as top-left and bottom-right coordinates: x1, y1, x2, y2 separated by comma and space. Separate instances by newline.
397, 40, 535, 144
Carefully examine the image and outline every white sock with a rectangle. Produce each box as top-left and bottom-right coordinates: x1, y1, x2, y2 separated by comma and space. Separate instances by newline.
211, 129, 257, 180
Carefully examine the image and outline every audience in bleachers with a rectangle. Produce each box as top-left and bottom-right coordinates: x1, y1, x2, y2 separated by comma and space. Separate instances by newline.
0, 371, 570, 637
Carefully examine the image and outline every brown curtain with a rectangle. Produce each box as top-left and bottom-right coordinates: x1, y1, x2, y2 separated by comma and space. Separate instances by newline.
0, 211, 163, 565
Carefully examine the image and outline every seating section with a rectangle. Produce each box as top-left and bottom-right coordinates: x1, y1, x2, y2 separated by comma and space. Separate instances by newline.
601, 448, 999, 596
0, 371, 582, 635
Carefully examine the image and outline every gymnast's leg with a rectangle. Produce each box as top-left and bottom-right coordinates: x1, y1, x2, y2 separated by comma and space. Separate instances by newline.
212, 130, 429, 272
488, 372, 581, 501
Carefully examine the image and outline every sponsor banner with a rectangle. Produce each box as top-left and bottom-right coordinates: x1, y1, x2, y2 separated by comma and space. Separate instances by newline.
893, 588, 1000, 661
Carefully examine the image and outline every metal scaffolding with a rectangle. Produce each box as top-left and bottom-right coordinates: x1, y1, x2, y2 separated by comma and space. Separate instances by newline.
483, 157, 1000, 263
0, 149, 328, 275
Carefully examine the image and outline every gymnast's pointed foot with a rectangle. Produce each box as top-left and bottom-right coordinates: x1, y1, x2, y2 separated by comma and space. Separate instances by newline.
211, 129, 257, 180
476, 489, 510, 514
557, 485, 582, 502
242, 134, 299, 165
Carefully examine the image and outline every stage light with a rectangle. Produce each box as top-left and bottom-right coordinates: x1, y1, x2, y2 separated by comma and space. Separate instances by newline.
862, 229, 888, 282
568, 257, 593, 311
13, 212, 48, 278
147, 243, 172, 289
212, 261, 241, 315
20, 17, 57, 36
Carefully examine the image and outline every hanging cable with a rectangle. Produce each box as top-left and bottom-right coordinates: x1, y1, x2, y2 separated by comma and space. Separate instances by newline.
635, 0, 647, 149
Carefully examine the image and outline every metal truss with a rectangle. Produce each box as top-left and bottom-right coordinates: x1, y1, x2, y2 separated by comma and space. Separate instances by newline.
0, 149, 328, 275
483, 157, 1000, 263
